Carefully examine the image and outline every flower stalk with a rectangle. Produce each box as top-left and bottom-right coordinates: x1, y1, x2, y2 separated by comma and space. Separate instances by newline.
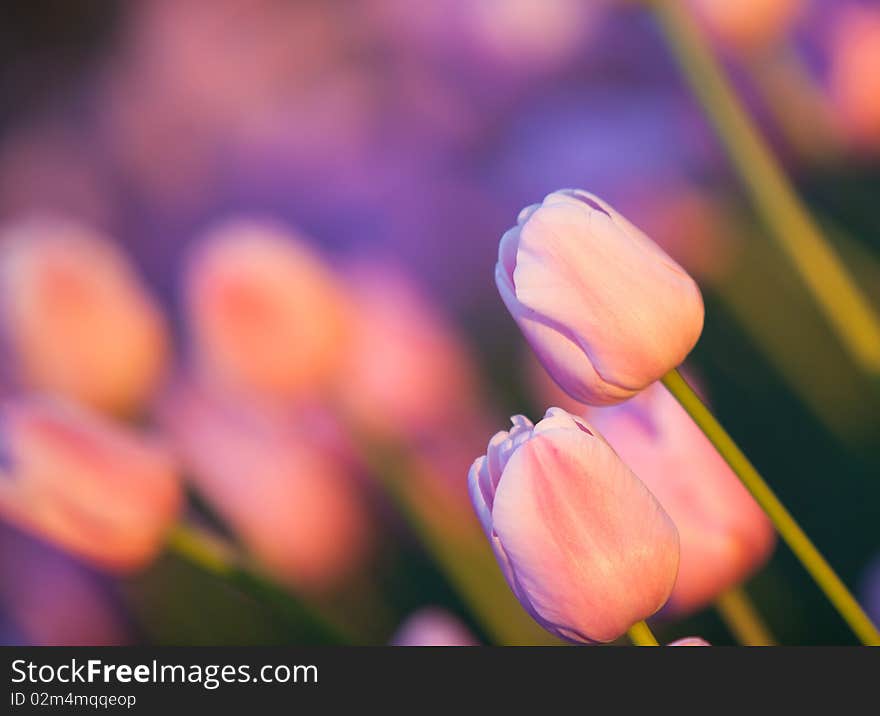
662, 368, 880, 645
649, 0, 880, 376
166, 523, 351, 645
716, 586, 776, 646
627, 621, 660, 646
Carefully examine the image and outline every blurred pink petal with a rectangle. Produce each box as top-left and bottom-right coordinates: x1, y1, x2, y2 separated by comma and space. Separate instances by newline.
366, 0, 601, 95
668, 636, 711, 646
689, 0, 805, 49
828, 6, 880, 152
469, 407, 680, 643
391, 607, 478, 646
0, 217, 169, 415
0, 396, 181, 570
588, 382, 775, 614
0, 123, 109, 224
160, 385, 371, 593
339, 262, 481, 439
497, 190, 704, 406
184, 219, 350, 405
97, 0, 345, 205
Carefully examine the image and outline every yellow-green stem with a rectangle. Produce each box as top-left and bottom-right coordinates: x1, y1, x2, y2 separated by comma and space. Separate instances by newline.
166, 523, 350, 644
662, 368, 880, 645
627, 621, 660, 646
650, 0, 880, 375
716, 586, 776, 646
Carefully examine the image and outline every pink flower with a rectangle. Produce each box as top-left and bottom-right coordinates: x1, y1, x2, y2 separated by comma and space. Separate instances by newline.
0, 218, 168, 415
338, 262, 480, 439
496, 190, 704, 406
668, 636, 711, 646
184, 219, 350, 405
689, 0, 804, 49
391, 608, 478, 646
828, 6, 880, 152
468, 407, 680, 643
588, 382, 775, 614
0, 396, 181, 570
160, 386, 371, 593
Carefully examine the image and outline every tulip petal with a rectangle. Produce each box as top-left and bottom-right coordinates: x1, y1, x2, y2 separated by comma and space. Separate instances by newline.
491, 427, 679, 643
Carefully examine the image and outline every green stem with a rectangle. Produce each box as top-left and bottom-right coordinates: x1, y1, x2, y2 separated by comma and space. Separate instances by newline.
166, 523, 350, 645
627, 621, 660, 646
716, 586, 776, 646
650, 0, 880, 376
662, 369, 880, 645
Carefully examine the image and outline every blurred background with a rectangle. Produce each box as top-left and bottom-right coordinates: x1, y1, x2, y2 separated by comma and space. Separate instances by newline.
1, 0, 879, 646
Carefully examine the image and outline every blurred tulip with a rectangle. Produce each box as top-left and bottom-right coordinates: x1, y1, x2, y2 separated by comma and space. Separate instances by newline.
469, 407, 680, 643
0, 396, 181, 570
689, 0, 804, 49
619, 184, 738, 282
97, 0, 346, 206
0, 218, 169, 415
367, 0, 600, 90
587, 382, 775, 614
668, 636, 711, 646
0, 123, 109, 225
496, 189, 704, 406
391, 607, 478, 646
828, 6, 880, 151
184, 220, 350, 404
160, 386, 371, 593
0, 525, 130, 645
339, 262, 480, 439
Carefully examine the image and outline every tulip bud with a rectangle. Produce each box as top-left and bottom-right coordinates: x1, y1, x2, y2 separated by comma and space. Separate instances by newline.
496, 190, 704, 406
0, 396, 181, 570
339, 262, 480, 439
588, 382, 775, 614
468, 407, 680, 643
668, 636, 711, 646
160, 386, 371, 593
688, 0, 804, 50
391, 608, 478, 646
828, 6, 880, 151
0, 218, 168, 415
184, 220, 349, 404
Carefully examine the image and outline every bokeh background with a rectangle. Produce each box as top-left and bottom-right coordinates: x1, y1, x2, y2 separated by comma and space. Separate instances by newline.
1, 0, 879, 646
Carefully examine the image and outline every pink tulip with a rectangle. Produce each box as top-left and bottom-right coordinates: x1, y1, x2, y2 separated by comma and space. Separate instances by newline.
587, 382, 775, 614
668, 636, 711, 646
828, 6, 880, 152
160, 386, 371, 593
496, 189, 704, 406
339, 262, 480, 439
184, 220, 349, 404
0, 218, 168, 415
0, 396, 181, 570
689, 0, 804, 49
469, 407, 680, 643
368, 0, 599, 78
391, 608, 478, 646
